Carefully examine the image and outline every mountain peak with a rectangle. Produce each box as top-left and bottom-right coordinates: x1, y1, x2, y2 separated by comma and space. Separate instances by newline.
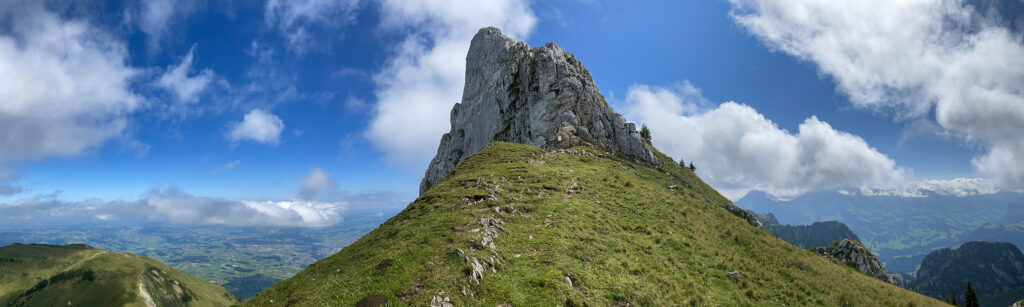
421, 27, 658, 194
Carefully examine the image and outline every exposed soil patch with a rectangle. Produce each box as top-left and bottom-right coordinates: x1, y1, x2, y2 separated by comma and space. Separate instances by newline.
376, 259, 394, 270
344, 253, 367, 264
356, 294, 388, 307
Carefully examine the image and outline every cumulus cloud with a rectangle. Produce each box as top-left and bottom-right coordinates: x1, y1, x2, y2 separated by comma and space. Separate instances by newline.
157, 45, 215, 105
228, 109, 285, 145
264, 0, 360, 55
624, 83, 908, 199
728, 0, 1024, 189
0, 188, 347, 227
0, 2, 140, 163
299, 167, 338, 200
365, 0, 537, 170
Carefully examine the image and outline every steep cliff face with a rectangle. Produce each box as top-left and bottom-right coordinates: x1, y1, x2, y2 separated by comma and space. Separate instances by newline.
812, 239, 894, 284
420, 27, 657, 194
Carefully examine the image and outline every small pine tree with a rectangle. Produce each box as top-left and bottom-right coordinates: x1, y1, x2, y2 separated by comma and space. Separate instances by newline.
679, 158, 685, 167
640, 124, 652, 144
964, 281, 979, 307
689, 162, 696, 172
946, 289, 957, 305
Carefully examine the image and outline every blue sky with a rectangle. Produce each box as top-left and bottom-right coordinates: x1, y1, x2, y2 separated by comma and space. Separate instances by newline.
1, 0, 1022, 226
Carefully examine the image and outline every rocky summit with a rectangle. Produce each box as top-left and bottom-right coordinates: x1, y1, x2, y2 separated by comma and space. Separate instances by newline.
420, 27, 657, 194
812, 239, 894, 284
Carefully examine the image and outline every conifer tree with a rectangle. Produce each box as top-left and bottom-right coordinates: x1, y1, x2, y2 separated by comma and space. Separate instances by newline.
640, 124, 652, 144
689, 162, 696, 172
964, 281, 979, 307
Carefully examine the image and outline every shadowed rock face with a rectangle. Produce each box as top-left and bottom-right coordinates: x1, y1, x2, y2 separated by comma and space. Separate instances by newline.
420, 27, 657, 194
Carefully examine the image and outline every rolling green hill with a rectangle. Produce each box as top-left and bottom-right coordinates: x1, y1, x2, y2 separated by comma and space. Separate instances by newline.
247, 142, 941, 306
0, 243, 238, 307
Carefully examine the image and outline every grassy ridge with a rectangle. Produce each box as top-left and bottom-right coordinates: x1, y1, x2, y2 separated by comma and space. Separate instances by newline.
248, 142, 941, 306
0, 243, 238, 306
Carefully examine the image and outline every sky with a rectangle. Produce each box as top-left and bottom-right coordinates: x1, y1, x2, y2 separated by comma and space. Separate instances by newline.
1, 0, 1023, 226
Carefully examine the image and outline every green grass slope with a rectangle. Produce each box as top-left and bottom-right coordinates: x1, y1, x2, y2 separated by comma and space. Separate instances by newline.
248, 142, 942, 306
0, 243, 238, 307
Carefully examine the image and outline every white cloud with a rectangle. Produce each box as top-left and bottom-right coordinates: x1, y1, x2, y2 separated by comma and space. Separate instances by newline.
222, 160, 241, 169
141, 189, 345, 227
228, 109, 285, 145
207, 160, 240, 175
916, 177, 998, 196
0, 188, 346, 227
133, 0, 201, 50
365, 0, 537, 171
299, 167, 338, 200
264, 0, 360, 55
853, 177, 999, 198
138, 0, 174, 47
0, 2, 140, 163
157, 45, 215, 105
624, 83, 908, 199
728, 0, 1024, 189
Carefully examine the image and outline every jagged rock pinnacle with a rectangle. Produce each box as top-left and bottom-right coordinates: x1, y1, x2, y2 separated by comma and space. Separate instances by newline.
420, 27, 658, 194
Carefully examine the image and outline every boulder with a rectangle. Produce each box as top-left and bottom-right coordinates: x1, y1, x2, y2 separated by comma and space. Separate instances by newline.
812, 239, 894, 284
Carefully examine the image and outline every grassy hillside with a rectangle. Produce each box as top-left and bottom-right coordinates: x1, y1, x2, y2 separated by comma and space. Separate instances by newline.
0, 243, 238, 306
248, 142, 941, 306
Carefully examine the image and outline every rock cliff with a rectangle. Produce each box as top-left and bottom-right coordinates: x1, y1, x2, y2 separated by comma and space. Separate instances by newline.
812, 239, 894, 284
420, 27, 657, 194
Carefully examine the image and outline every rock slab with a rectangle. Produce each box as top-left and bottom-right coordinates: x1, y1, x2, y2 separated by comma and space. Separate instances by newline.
420, 27, 657, 194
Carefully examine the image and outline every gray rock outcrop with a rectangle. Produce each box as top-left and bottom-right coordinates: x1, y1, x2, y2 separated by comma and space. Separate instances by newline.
420, 27, 658, 194
812, 239, 894, 284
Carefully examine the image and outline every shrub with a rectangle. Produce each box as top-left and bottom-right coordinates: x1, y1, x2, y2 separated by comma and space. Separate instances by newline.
640, 124, 652, 144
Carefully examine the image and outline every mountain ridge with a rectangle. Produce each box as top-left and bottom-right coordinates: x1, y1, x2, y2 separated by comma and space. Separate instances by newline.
0, 243, 238, 306
245, 27, 941, 305
247, 142, 939, 305
911, 241, 1024, 307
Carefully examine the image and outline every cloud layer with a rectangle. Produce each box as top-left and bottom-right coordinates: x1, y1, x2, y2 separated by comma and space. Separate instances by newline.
228, 109, 285, 145
0, 2, 140, 163
728, 0, 1024, 189
365, 0, 537, 171
624, 83, 908, 199
1, 188, 347, 227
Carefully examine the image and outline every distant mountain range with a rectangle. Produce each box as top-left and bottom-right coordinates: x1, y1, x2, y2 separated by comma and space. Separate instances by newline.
755, 213, 861, 249
911, 241, 1024, 307
737, 189, 1024, 272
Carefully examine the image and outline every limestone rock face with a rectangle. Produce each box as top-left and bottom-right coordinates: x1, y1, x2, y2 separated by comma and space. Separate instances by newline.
420, 27, 657, 194
812, 239, 894, 284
